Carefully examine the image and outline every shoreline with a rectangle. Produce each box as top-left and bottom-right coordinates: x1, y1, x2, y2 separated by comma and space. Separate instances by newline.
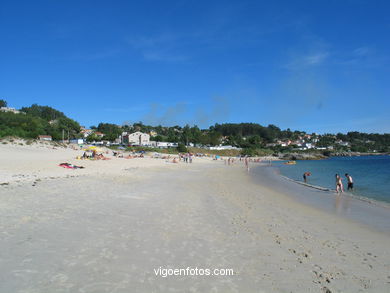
279, 173, 390, 210
274, 154, 390, 207
251, 164, 390, 234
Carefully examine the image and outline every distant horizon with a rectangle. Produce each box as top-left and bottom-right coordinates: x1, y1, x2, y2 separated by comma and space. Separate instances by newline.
1, 1, 389, 134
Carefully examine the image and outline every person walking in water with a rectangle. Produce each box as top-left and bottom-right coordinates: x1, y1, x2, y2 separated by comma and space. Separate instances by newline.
335, 174, 344, 194
303, 172, 311, 183
345, 173, 353, 190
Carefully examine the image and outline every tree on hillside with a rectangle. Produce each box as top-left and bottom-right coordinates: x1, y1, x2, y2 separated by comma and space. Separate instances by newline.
150, 135, 165, 142
181, 125, 191, 145
0, 99, 7, 107
167, 129, 179, 142
96, 123, 122, 141
208, 131, 222, 146
20, 104, 66, 121
17, 104, 80, 140
189, 126, 202, 144
86, 133, 101, 143
247, 135, 263, 147
0, 111, 47, 138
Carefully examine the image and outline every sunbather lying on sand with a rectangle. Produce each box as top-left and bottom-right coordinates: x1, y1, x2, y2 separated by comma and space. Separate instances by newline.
59, 163, 85, 169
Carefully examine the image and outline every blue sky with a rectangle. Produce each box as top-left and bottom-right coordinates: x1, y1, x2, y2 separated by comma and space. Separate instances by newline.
1, 0, 389, 133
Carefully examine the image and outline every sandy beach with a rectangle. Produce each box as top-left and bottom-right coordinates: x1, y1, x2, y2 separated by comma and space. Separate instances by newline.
1, 143, 389, 292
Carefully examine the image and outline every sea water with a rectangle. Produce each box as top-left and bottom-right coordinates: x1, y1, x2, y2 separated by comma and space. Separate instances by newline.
274, 155, 390, 204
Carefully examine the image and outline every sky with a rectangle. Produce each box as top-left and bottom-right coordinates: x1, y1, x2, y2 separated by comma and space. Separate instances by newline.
1, 0, 389, 134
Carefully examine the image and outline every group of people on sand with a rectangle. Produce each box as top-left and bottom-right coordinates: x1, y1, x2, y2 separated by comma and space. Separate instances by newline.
224, 156, 253, 172
224, 156, 267, 172
179, 153, 193, 163
225, 157, 236, 165
168, 153, 193, 164
80, 150, 110, 160
112, 151, 144, 159
335, 173, 354, 194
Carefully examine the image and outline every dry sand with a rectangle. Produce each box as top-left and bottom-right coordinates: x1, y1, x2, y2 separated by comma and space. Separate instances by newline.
0, 143, 389, 292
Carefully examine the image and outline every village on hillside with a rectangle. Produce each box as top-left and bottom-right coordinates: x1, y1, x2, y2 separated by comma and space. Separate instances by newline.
1, 103, 389, 154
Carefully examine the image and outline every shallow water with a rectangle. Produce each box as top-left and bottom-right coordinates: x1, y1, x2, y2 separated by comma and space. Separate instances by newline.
273, 155, 390, 203
251, 165, 390, 234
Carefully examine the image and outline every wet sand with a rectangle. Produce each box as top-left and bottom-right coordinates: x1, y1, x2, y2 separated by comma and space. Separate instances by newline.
251, 165, 390, 234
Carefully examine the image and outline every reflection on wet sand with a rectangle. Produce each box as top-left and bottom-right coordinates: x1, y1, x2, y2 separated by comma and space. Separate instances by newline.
335, 194, 352, 215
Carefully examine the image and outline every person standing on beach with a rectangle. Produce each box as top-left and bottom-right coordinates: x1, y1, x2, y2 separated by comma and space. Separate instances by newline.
244, 156, 249, 171
335, 174, 344, 193
345, 173, 353, 190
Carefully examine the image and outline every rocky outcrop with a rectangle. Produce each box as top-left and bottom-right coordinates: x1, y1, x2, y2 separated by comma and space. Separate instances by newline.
279, 151, 388, 160
279, 153, 327, 160
330, 152, 387, 157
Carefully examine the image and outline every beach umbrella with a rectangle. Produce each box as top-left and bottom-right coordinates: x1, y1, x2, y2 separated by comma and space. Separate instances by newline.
83, 146, 103, 152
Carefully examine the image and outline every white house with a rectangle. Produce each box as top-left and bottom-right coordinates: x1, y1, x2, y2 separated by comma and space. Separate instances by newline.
208, 145, 241, 150
336, 140, 350, 146
150, 141, 178, 148
37, 135, 52, 141
80, 128, 93, 138
0, 107, 24, 114
296, 142, 314, 150
124, 132, 150, 146
94, 132, 105, 138
69, 138, 85, 145
266, 143, 277, 147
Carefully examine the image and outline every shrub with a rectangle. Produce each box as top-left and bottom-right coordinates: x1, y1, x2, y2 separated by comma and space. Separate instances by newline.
177, 143, 188, 153
241, 147, 274, 157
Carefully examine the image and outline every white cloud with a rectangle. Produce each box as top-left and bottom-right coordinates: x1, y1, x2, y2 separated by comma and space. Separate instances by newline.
304, 52, 329, 65
126, 33, 189, 63
126, 34, 177, 50
353, 46, 371, 57
338, 46, 388, 68
285, 51, 329, 70
142, 51, 188, 62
